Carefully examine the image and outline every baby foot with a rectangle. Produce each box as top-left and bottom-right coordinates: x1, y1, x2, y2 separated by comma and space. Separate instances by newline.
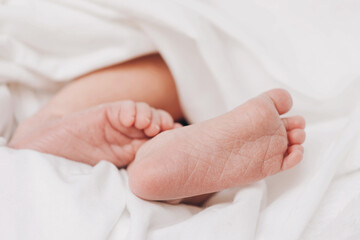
9, 101, 177, 167
128, 89, 306, 200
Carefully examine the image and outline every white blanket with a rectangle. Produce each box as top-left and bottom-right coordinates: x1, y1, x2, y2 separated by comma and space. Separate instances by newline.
1, 0, 360, 239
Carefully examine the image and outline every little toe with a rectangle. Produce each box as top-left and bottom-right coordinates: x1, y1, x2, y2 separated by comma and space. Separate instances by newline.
264, 89, 293, 115
144, 109, 161, 137
282, 116, 306, 131
158, 110, 174, 131
288, 144, 304, 154
174, 123, 183, 129
287, 129, 306, 145
119, 100, 136, 127
282, 145, 304, 170
134, 102, 152, 129
109, 139, 147, 167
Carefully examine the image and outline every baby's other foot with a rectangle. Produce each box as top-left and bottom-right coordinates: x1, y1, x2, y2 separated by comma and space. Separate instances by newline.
128, 89, 306, 201
9, 101, 176, 167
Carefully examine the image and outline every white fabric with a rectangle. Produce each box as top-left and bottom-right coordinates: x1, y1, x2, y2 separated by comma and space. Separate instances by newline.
1, 0, 360, 239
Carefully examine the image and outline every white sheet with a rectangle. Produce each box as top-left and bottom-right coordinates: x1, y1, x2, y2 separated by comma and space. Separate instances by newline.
1, 0, 360, 239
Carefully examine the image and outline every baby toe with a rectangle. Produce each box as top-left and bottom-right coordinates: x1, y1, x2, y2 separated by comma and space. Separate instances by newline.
287, 129, 306, 145
264, 89, 293, 115
282, 150, 303, 170
158, 110, 174, 131
119, 100, 136, 127
288, 144, 304, 153
144, 109, 161, 137
174, 123, 183, 129
135, 102, 152, 129
282, 116, 306, 130
282, 144, 304, 170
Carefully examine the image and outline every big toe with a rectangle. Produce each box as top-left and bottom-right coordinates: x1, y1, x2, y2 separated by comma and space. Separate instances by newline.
263, 89, 293, 114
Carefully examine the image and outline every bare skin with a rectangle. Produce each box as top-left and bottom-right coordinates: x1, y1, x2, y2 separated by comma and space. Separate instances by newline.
9, 54, 183, 167
9, 53, 209, 204
9, 101, 178, 167
8, 54, 305, 205
127, 89, 306, 201
37, 54, 183, 121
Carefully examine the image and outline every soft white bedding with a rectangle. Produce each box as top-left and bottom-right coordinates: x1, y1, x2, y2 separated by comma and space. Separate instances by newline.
1, 0, 360, 239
